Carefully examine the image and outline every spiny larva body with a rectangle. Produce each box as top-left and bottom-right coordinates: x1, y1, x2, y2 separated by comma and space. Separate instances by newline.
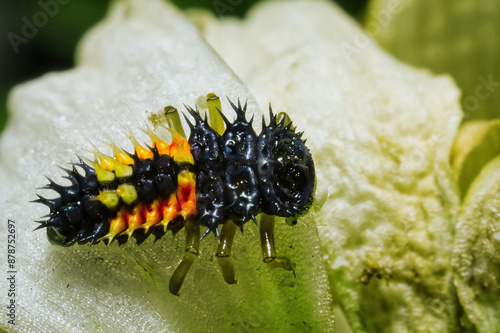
34, 96, 315, 295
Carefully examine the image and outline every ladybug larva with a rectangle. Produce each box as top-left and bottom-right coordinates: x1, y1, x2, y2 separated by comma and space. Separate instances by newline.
34, 95, 316, 295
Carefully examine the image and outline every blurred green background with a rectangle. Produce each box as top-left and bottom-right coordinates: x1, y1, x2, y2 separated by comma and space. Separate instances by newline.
0, 0, 367, 133
2, 0, 500, 132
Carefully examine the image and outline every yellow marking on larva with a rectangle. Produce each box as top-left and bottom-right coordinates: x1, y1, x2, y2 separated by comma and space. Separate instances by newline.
116, 184, 138, 205
177, 170, 197, 219
89, 145, 134, 179
85, 126, 198, 243
95, 141, 134, 178
100, 207, 128, 244
159, 194, 179, 232
84, 157, 116, 183
113, 161, 134, 179
93, 190, 120, 210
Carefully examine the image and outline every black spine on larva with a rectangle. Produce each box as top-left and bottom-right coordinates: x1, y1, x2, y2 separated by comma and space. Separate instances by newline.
185, 106, 227, 233
256, 107, 316, 217
220, 99, 260, 225
35, 147, 182, 246
34, 156, 109, 246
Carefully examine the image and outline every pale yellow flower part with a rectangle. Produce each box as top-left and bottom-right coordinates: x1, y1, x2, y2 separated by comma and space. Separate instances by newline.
196, 0, 463, 332
453, 155, 500, 333
450, 119, 500, 199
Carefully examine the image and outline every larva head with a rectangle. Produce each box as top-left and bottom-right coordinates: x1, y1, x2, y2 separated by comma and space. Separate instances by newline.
45, 217, 73, 246
256, 108, 315, 218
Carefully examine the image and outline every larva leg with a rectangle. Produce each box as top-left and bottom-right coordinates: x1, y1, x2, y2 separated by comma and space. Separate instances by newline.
260, 213, 295, 272
206, 93, 225, 135
164, 105, 186, 138
216, 220, 238, 284
276, 111, 293, 128
169, 219, 200, 295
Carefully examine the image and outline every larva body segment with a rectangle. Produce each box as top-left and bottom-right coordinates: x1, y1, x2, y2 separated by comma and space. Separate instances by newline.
184, 106, 227, 237
36, 130, 196, 246
34, 96, 316, 295
219, 101, 261, 227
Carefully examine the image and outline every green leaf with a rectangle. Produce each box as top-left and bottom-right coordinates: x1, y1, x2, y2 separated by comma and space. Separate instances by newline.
453, 155, 500, 333
366, 0, 500, 121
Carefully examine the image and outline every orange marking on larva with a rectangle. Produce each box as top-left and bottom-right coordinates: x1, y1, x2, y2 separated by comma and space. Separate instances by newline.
169, 141, 180, 161
128, 131, 154, 160
120, 204, 145, 239
106, 140, 134, 165
142, 124, 168, 156
142, 125, 170, 156
97, 153, 115, 171
136, 145, 154, 160
177, 170, 197, 220
153, 139, 170, 156
159, 194, 180, 232
115, 149, 134, 166
100, 207, 128, 243
139, 200, 163, 233
169, 133, 194, 164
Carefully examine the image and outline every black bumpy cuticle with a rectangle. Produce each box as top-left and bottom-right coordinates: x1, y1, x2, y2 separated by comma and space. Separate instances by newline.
186, 99, 315, 230
256, 108, 315, 217
224, 163, 260, 225
185, 105, 228, 234
135, 177, 157, 204
35, 98, 316, 246
195, 169, 227, 231
220, 99, 256, 162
